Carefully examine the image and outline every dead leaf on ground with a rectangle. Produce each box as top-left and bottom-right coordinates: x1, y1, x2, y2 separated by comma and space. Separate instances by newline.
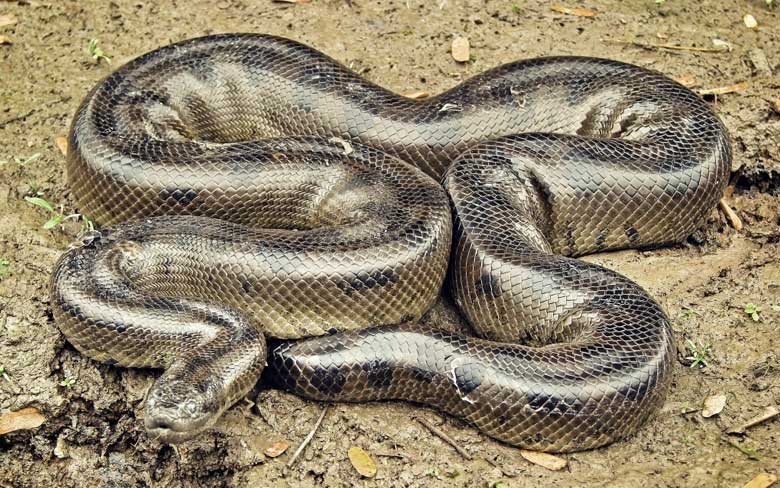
698, 82, 749, 96
404, 91, 430, 99
263, 440, 289, 458
0, 407, 45, 435
451, 37, 470, 63
743, 14, 758, 30
0, 14, 17, 28
348, 446, 377, 478
744, 473, 777, 488
520, 450, 567, 471
55, 136, 68, 156
702, 393, 727, 418
0, 35, 11, 45
550, 5, 597, 17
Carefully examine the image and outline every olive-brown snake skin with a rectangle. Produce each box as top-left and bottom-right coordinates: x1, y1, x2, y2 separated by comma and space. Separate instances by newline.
50, 34, 730, 452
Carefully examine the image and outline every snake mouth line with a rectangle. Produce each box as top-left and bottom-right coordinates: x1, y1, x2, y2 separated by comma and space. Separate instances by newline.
144, 412, 213, 443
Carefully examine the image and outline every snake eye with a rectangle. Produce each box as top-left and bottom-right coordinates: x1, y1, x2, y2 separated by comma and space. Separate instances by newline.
80, 231, 102, 248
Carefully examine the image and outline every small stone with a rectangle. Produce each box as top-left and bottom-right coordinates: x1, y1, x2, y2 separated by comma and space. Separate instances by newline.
743, 14, 758, 30
53, 436, 70, 459
747, 48, 772, 77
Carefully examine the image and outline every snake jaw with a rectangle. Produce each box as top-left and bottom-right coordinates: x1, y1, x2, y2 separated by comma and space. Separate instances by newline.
144, 402, 216, 444
144, 384, 221, 444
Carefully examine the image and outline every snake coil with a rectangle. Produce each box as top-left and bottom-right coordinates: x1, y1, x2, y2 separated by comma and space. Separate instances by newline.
51, 34, 730, 451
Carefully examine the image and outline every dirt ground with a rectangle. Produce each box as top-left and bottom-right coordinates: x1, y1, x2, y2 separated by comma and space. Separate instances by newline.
1, 0, 778, 486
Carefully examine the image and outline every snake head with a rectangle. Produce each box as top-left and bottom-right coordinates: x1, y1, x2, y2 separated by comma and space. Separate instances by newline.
67, 229, 104, 251
144, 376, 225, 444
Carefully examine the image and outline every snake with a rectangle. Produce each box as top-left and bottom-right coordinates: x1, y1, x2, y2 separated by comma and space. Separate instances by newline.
50, 33, 730, 452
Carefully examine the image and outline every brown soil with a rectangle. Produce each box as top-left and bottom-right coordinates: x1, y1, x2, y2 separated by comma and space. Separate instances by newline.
1, 1, 778, 487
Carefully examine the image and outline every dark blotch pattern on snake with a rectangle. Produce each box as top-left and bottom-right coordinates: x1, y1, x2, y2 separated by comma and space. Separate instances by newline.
50, 33, 730, 451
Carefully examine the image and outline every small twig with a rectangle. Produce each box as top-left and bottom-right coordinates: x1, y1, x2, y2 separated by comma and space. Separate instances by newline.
604, 39, 728, 53
698, 82, 749, 96
726, 405, 779, 435
286, 405, 329, 468
721, 436, 760, 460
0, 96, 71, 128
0, 109, 35, 129
374, 450, 414, 461
679, 407, 700, 416
719, 198, 743, 231
416, 417, 472, 460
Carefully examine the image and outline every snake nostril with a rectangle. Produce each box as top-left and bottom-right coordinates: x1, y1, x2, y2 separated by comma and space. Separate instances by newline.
147, 417, 174, 431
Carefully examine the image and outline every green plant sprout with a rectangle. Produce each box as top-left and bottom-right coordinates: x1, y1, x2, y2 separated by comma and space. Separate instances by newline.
59, 377, 76, 388
744, 303, 762, 322
680, 307, 701, 320
0, 153, 42, 166
24, 196, 94, 232
87, 39, 112, 65
0, 259, 10, 277
685, 340, 712, 369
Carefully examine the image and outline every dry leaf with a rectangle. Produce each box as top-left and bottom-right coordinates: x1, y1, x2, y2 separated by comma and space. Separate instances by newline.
451, 37, 470, 63
404, 91, 430, 100
0, 14, 17, 28
55, 136, 68, 156
702, 393, 727, 418
0, 407, 45, 435
550, 5, 597, 17
0, 35, 11, 45
348, 446, 377, 478
520, 450, 567, 471
263, 440, 289, 458
674, 74, 697, 88
744, 473, 777, 488
698, 82, 748, 96
743, 14, 758, 30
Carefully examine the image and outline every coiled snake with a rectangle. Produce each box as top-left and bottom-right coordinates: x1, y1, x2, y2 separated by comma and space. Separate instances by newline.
51, 34, 730, 452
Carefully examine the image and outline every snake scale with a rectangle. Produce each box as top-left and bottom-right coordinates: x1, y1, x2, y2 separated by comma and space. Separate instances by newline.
50, 34, 730, 452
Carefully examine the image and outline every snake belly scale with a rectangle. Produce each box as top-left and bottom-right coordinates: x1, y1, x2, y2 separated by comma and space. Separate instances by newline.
50, 33, 730, 452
